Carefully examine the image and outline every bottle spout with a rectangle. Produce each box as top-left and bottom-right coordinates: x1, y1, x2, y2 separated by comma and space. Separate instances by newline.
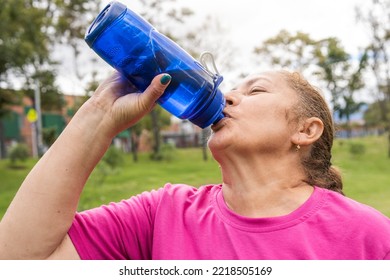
212, 111, 225, 125
188, 92, 225, 129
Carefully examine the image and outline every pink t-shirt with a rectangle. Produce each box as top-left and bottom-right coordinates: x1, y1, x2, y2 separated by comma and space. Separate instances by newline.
68, 184, 390, 259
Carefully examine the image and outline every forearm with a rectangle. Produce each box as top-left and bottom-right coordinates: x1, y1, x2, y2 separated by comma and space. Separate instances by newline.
0, 101, 113, 259
0, 73, 170, 259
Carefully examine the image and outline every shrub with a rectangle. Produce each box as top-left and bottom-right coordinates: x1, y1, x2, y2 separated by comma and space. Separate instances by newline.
160, 143, 177, 161
150, 143, 177, 161
8, 143, 29, 166
102, 146, 124, 169
349, 142, 366, 156
42, 126, 57, 147
92, 146, 124, 186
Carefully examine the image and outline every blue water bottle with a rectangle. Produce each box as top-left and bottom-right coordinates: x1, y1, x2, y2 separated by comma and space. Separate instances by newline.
84, 1, 225, 128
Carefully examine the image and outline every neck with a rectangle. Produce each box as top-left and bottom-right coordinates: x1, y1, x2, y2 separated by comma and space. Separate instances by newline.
217, 152, 313, 218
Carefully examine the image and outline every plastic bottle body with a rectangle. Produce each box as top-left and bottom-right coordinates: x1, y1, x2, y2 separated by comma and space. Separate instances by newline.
85, 1, 225, 128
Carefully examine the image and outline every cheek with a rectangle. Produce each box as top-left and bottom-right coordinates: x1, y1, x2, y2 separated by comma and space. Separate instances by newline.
244, 106, 293, 140
245, 105, 285, 128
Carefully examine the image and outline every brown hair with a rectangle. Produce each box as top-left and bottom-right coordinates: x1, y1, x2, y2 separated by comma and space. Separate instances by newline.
280, 71, 344, 195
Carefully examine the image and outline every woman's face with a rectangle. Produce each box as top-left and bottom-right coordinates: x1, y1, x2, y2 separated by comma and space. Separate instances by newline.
208, 71, 299, 156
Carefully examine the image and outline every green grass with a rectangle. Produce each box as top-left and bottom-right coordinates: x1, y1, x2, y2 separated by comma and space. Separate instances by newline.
332, 136, 390, 217
1, 135, 389, 219
79, 149, 221, 211
0, 158, 37, 216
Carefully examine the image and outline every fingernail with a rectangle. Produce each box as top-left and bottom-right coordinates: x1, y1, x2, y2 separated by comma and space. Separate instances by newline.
160, 74, 171, 85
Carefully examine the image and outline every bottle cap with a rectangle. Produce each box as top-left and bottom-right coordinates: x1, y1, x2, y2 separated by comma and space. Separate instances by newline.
85, 1, 127, 47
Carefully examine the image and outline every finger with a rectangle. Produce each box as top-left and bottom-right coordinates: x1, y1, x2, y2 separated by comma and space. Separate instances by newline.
93, 71, 124, 99
139, 74, 171, 108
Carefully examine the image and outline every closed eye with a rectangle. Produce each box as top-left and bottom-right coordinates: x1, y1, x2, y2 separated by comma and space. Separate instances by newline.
249, 87, 267, 94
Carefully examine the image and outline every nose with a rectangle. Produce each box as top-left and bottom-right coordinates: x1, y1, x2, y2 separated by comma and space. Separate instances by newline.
224, 90, 241, 106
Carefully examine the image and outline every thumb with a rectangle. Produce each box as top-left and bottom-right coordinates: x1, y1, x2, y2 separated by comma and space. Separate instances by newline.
139, 74, 171, 108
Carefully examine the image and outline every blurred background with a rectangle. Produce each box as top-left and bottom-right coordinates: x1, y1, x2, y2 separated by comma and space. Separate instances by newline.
0, 0, 389, 218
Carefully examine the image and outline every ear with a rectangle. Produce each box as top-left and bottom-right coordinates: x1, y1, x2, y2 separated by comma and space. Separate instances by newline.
291, 117, 324, 146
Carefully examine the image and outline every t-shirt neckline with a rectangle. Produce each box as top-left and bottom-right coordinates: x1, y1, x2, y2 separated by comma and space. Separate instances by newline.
213, 185, 327, 233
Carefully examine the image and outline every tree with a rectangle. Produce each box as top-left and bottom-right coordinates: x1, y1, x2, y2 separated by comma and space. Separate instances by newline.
23, 70, 65, 111
6, 0, 62, 110
0, 90, 21, 158
0, 0, 52, 158
179, 15, 237, 76
314, 38, 368, 137
0, 1, 50, 81
0, 1, 105, 157
53, 0, 101, 81
356, 0, 390, 156
364, 100, 390, 130
254, 30, 317, 77
313, 37, 350, 109
336, 52, 368, 137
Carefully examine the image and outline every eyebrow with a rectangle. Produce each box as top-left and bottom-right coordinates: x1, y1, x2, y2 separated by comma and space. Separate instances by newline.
231, 76, 272, 91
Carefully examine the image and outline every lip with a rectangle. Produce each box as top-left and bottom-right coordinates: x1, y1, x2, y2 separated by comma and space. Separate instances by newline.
223, 111, 232, 118
211, 118, 228, 132
211, 112, 231, 132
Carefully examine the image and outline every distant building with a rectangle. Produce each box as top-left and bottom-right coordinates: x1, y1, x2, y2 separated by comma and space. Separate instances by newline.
161, 117, 207, 148
333, 104, 382, 138
1, 94, 85, 156
2, 96, 207, 157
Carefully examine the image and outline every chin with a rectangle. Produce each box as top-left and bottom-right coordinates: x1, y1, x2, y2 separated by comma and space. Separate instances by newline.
207, 132, 231, 155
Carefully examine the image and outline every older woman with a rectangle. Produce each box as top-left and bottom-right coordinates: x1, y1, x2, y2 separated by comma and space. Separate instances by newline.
0, 71, 389, 260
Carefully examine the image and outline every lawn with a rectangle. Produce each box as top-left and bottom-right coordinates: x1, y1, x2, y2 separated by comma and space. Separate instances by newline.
332, 135, 390, 217
0, 135, 389, 218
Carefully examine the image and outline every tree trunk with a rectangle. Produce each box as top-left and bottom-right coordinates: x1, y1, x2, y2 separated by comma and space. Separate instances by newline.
130, 129, 138, 162
201, 127, 209, 161
387, 123, 390, 159
150, 110, 161, 160
0, 121, 6, 159
346, 115, 352, 138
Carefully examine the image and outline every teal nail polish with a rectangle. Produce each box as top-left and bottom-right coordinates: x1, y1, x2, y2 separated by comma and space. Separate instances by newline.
160, 74, 171, 85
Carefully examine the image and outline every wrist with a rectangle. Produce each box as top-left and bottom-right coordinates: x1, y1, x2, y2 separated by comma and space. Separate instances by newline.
74, 98, 119, 141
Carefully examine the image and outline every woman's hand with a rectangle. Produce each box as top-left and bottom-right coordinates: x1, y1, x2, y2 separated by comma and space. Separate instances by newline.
86, 72, 171, 138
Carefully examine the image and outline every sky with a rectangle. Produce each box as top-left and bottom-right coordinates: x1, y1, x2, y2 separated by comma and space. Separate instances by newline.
57, 0, 372, 97
177, 0, 370, 52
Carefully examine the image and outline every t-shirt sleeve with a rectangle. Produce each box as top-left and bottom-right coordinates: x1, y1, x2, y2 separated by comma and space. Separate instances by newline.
68, 187, 164, 260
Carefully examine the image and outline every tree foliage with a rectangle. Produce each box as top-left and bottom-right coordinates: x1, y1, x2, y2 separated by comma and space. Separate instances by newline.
254, 29, 316, 75
356, 0, 390, 156
364, 100, 390, 129
52, 0, 101, 80
0, 0, 51, 157
314, 38, 368, 137
8, 143, 29, 167
179, 15, 237, 76
0, 0, 49, 80
0, 0, 103, 158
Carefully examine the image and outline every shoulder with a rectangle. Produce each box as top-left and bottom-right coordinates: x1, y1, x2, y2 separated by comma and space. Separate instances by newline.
317, 187, 390, 259
100, 183, 220, 213
145, 183, 222, 213
318, 187, 390, 231
159, 183, 221, 200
